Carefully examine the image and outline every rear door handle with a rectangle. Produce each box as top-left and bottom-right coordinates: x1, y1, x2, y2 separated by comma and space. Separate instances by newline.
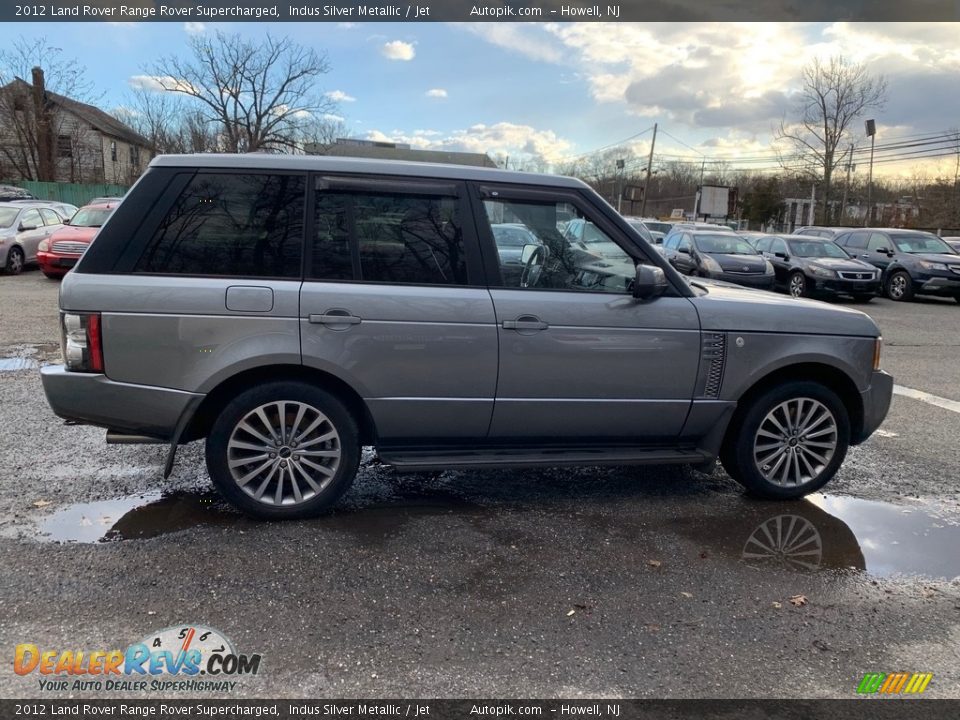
309, 312, 361, 325
503, 316, 548, 331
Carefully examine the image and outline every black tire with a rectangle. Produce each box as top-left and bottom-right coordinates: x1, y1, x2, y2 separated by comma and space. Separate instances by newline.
885, 270, 914, 301
205, 381, 360, 519
42, 271, 62, 280
851, 294, 874, 303
787, 271, 808, 298
721, 381, 850, 500
4, 246, 24, 275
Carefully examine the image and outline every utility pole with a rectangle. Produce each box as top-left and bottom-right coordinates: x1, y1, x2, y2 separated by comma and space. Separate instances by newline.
616, 158, 625, 213
840, 144, 854, 225
865, 119, 876, 227
640, 122, 657, 217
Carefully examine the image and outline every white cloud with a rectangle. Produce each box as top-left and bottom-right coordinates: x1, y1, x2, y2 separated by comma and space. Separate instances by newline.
322, 113, 345, 123
365, 121, 574, 166
425, 88, 448, 98
325, 90, 356, 103
381, 40, 415, 61
183, 21, 206, 34
456, 24, 564, 64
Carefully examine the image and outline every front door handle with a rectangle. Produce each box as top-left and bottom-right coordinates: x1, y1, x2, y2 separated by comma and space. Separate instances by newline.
309, 311, 361, 326
503, 315, 548, 331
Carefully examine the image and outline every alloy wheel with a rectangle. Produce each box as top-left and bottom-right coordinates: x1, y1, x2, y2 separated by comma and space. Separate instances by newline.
889, 274, 907, 300
226, 401, 341, 506
752, 397, 837, 487
789, 274, 805, 297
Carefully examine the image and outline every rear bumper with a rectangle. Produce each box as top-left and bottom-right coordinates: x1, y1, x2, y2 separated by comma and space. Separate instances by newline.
40, 365, 202, 439
855, 370, 893, 444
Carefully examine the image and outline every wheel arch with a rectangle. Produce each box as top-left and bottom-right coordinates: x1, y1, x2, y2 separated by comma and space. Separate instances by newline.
181, 364, 377, 445
722, 362, 864, 452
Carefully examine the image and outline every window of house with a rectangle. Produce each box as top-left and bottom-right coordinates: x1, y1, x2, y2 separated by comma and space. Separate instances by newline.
111, 142, 117, 162
310, 189, 467, 286
134, 172, 306, 278
130, 145, 140, 167
57, 136, 73, 158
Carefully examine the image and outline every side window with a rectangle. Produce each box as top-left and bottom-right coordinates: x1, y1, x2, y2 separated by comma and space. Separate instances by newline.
663, 234, 678, 250
20, 209, 42, 230
482, 197, 635, 294
867, 233, 890, 252
754, 237, 770, 253
846, 231, 868, 250
135, 173, 305, 278
833, 233, 849, 247
677, 234, 692, 252
771, 239, 788, 256
39, 208, 61, 226
311, 190, 467, 286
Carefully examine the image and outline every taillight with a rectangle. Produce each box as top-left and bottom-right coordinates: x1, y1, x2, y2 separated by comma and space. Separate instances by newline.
62, 312, 104, 373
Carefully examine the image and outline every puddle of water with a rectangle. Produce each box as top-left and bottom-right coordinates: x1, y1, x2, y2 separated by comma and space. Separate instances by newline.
0, 357, 38, 372
24, 485, 960, 580
668, 492, 960, 579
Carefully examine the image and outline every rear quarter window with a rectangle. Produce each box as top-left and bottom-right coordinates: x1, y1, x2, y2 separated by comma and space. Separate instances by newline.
134, 172, 306, 278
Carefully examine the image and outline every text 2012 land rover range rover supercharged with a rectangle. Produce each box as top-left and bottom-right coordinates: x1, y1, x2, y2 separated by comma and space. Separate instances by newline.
41, 155, 893, 519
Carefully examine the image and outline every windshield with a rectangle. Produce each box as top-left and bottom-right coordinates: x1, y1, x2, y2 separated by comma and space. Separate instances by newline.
693, 234, 757, 255
787, 240, 849, 258
69, 207, 113, 228
0, 208, 18, 229
891, 234, 957, 255
626, 220, 653, 242
644, 221, 673, 234
493, 225, 536, 247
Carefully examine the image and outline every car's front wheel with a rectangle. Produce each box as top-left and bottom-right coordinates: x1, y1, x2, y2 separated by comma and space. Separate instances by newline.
721, 381, 850, 500
205, 381, 360, 519
885, 270, 914, 301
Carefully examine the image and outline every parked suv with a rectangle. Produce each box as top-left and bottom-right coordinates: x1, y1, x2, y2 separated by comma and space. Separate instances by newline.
42, 155, 893, 519
833, 228, 960, 303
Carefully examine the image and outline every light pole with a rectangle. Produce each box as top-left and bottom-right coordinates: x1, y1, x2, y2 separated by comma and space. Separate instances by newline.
865, 119, 876, 227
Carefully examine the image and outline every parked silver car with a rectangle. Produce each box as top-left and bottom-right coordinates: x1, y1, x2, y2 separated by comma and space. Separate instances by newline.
41, 155, 893, 518
0, 202, 65, 274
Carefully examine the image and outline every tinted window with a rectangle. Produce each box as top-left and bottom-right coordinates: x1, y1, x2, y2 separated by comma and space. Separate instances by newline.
845, 232, 868, 250
754, 237, 771, 253
867, 233, 891, 252
770, 239, 788, 255
311, 190, 467, 286
890, 234, 957, 254
135, 173, 305, 278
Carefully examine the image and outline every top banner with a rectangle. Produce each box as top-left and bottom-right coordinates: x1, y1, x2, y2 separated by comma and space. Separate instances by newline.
4, 0, 960, 22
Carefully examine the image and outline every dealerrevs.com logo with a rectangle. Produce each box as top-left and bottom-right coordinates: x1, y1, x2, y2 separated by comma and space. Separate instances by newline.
15, 625, 261, 693
857, 672, 933, 696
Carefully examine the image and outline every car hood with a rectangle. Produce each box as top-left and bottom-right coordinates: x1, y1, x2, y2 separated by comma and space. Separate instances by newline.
707, 253, 767, 272
907, 252, 960, 265
689, 279, 880, 337
48, 226, 98, 243
801, 257, 875, 271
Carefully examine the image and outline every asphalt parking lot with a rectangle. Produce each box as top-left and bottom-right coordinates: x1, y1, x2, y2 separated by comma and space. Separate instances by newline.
1, 269, 959, 699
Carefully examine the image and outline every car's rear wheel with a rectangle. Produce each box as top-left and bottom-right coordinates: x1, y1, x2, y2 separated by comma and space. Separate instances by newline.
721, 381, 849, 500
788, 271, 808, 298
4, 246, 24, 275
885, 270, 914, 301
42, 271, 62, 280
205, 381, 360, 519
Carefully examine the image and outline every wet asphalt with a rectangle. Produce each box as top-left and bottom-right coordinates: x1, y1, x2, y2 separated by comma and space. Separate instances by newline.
1, 270, 959, 699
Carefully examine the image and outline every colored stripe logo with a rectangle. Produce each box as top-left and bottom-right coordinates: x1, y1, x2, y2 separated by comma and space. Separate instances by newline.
857, 672, 932, 695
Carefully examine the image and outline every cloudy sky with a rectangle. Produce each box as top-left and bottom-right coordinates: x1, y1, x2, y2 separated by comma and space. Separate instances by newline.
13, 21, 960, 177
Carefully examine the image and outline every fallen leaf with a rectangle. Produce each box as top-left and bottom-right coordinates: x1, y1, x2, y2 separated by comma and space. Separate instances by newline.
772, 601, 782, 609
789, 594, 808, 607
32, 500, 52, 508
647, 560, 662, 568
680, 592, 693, 598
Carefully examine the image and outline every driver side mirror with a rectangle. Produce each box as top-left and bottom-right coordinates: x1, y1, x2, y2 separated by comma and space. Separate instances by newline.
876, 247, 891, 255
774, 252, 788, 260
632, 265, 668, 300
677, 246, 690, 255
18, 223, 38, 232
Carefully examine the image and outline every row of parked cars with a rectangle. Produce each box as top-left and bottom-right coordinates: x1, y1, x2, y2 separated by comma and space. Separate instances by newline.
0, 194, 122, 278
650, 221, 960, 304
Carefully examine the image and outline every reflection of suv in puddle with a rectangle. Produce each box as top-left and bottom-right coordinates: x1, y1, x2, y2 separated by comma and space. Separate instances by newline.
42, 156, 892, 519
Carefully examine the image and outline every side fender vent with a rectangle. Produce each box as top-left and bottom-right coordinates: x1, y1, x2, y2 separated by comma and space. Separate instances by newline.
696, 332, 726, 399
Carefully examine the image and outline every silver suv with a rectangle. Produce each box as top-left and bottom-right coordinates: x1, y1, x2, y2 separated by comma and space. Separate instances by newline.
41, 155, 893, 519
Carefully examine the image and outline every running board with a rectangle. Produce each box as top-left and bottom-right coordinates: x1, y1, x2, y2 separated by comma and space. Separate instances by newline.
378, 446, 713, 472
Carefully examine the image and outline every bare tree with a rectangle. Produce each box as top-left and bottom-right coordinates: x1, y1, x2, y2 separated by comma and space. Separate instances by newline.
775, 56, 887, 224
147, 31, 337, 153
0, 38, 100, 181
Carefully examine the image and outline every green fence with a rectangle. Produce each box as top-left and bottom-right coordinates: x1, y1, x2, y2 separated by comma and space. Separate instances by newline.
15, 181, 129, 207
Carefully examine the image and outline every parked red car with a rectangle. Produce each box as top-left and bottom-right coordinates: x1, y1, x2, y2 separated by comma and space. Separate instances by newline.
37, 203, 117, 279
